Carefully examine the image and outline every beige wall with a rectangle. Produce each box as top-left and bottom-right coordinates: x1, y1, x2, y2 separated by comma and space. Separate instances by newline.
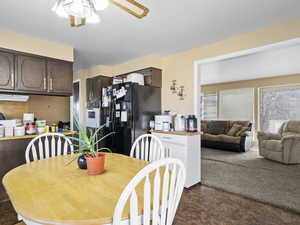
0, 96, 70, 124
0, 28, 74, 61
0, 102, 28, 119
75, 17, 300, 123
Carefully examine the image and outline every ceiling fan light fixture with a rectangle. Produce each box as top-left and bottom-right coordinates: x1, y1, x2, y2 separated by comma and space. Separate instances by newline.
86, 10, 101, 23
63, 0, 94, 18
52, 0, 149, 27
92, 0, 109, 11
52, 0, 68, 18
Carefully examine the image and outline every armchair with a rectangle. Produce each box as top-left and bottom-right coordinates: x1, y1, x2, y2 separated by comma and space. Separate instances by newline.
257, 121, 300, 164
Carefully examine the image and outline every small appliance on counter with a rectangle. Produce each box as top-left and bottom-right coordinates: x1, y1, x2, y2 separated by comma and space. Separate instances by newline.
174, 114, 186, 132
86, 108, 101, 128
155, 115, 172, 131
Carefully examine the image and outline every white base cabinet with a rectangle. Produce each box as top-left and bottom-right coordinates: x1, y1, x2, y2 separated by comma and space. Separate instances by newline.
152, 131, 201, 188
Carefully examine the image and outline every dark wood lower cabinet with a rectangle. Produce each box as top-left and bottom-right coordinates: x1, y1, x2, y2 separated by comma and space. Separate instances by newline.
0, 139, 29, 201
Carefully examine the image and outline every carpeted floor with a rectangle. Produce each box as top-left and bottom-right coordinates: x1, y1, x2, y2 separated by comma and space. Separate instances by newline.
202, 147, 300, 213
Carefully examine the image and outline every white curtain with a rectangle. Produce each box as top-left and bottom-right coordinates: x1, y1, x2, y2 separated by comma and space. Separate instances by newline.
219, 88, 254, 121
201, 93, 217, 120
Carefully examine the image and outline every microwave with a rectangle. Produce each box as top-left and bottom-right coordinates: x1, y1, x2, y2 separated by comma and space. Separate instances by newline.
86, 108, 100, 128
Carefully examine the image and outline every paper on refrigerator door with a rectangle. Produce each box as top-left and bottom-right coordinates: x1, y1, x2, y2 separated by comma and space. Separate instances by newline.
121, 111, 128, 122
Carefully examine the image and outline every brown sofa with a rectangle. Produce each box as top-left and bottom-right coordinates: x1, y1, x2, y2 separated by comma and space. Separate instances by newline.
201, 120, 253, 152
257, 120, 300, 164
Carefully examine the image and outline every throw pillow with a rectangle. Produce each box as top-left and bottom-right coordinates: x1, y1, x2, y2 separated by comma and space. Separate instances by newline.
227, 124, 242, 136
235, 127, 250, 136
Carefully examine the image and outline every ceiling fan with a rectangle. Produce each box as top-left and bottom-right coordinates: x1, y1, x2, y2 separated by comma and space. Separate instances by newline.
52, 0, 149, 27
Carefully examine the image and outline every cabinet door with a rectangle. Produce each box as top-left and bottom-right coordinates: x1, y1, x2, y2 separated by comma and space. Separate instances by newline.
162, 142, 187, 165
16, 55, 47, 92
0, 51, 14, 90
47, 60, 73, 95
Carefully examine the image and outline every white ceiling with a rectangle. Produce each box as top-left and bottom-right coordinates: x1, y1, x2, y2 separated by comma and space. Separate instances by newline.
0, 0, 300, 70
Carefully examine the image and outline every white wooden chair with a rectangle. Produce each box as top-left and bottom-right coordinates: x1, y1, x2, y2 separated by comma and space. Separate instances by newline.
130, 134, 165, 162
111, 158, 186, 225
25, 133, 74, 163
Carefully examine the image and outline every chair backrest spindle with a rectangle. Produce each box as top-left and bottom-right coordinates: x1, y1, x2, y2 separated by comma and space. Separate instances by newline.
130, 134, 165, 162
25, 133, 74, 163
112, 158, 186, 225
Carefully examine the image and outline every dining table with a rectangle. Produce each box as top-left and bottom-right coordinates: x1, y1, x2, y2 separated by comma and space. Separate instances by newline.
2, 153, 149, 225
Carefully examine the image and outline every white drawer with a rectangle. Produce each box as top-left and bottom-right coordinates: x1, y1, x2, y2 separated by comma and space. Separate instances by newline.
153, 133, 187, 146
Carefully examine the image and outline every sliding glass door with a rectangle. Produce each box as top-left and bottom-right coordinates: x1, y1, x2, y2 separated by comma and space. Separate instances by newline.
259, 84, 300, 132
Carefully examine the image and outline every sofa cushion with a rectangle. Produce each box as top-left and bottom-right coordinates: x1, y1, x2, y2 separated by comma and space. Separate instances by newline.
207, 121, 228, 135
229, 121, 250, 129
227, 124, 242, 136
235, 126, 250, 136
219, 135, 241, 144
282, 132, 300, 137
283, 120, 300, 134
262, 140, 282, 152
202, 134, 223, 142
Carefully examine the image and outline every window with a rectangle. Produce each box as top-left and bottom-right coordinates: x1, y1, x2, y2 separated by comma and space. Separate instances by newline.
201, 93, 218, 120
259, 84, 300, 132
219, 88, 254, 121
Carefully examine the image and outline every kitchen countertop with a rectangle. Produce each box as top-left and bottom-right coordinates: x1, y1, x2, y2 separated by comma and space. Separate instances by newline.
0, 131, 77, 141
150, 130, 202, 136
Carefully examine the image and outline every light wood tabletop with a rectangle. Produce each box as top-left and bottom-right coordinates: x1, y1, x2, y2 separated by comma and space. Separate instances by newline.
3, 153, 149, 225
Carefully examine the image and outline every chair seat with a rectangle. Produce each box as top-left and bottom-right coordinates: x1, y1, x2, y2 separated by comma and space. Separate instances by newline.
262, 140, 282, 152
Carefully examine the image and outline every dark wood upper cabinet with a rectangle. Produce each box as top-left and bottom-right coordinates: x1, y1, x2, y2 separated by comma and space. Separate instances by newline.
16, 55, 47, 92
0, 51, 14, 90
47, 60, 73, 95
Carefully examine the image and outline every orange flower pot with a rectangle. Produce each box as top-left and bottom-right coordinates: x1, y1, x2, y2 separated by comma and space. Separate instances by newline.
85, 153, 105, 175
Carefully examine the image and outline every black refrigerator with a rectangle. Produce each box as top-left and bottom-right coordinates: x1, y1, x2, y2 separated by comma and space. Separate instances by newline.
104, 82, 161, 156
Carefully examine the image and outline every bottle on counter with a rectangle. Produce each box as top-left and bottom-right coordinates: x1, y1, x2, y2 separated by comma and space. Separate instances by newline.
25, 122, 37, 135
51, 124, 57, 133
186, 115, 198, 133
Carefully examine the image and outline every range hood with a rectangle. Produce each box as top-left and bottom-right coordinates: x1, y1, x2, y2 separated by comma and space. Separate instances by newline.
0, 94, 30, 102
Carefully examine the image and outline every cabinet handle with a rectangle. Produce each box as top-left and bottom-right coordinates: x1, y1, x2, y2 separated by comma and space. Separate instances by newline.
43, 77, 47, 90
50, 78, 53, 91
11, 73, 14, 88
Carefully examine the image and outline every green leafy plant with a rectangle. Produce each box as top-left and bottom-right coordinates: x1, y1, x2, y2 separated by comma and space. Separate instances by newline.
69, 114, 114, 158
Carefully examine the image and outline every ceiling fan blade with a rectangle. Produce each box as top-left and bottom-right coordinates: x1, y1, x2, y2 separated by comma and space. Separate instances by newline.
109, 0, 149, 19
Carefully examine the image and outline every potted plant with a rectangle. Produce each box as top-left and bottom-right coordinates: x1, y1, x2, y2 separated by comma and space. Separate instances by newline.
68, 115, 114, 175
